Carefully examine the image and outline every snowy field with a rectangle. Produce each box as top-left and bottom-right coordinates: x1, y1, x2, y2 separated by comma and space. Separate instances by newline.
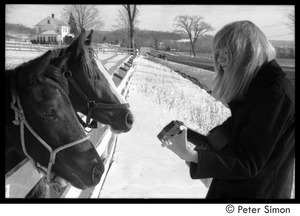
5, 50, 43, 69
129, 57, 230, 134
99, 56, 231, 198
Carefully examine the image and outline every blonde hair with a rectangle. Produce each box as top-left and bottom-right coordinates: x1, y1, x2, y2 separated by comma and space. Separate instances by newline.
211, 20, 276, 103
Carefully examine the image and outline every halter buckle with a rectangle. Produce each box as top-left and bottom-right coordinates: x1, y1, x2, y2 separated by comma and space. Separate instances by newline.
87, 101, 96, 108
63, 70, 72, 79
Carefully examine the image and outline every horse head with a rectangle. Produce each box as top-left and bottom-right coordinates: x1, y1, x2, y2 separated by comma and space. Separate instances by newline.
57, 29, 134, 133
6, 50, 104, 190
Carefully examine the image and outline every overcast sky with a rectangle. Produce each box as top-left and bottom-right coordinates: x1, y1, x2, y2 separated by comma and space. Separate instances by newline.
5, 4, 294, 41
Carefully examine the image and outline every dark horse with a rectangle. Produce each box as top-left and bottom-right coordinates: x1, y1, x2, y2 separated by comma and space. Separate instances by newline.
51, 29, 134, 133
5, 50, 104, 196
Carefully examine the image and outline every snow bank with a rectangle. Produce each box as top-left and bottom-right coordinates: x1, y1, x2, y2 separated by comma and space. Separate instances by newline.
131, 56, 231, 135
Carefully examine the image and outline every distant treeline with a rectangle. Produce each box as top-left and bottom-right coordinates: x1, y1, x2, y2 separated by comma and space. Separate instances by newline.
92, 29, 215, 53
6, 23, 36, 35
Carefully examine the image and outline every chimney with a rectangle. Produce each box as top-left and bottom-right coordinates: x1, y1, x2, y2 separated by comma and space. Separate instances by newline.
52, 14, 54, 18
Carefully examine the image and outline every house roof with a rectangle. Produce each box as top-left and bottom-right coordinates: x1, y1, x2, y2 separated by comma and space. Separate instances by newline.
35, 16, 67, 27
39, 30, 59, 35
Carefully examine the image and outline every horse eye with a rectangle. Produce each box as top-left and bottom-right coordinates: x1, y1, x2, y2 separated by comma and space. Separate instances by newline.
43, 109, 55, 117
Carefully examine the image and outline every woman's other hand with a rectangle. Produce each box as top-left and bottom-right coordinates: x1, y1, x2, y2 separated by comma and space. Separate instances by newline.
161, 127, 198, 163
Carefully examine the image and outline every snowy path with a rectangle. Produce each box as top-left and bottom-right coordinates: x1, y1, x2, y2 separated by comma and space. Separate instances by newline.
99, 57, 230, 198
99, 90, 209, 198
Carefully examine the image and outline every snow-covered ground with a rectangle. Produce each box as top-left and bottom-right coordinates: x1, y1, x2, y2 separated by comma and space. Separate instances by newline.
99, 56, 231, 198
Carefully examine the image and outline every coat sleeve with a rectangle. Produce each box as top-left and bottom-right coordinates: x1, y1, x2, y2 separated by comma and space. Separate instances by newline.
190, 89, 294, 180
209, 116, 232, 137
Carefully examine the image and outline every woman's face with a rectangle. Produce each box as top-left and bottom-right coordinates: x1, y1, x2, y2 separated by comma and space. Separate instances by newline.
216, 48, 229, 72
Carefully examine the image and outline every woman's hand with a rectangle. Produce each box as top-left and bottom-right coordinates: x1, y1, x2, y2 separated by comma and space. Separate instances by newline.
161, 127, 198, 163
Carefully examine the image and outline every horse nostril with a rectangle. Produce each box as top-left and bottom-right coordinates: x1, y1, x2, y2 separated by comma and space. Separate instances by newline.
125, 112, 134, 127
92, 163, 104, 184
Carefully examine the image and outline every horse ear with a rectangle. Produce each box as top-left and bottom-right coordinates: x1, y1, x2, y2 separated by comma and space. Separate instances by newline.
66, 28, 86, 57
86, 29, 94, 46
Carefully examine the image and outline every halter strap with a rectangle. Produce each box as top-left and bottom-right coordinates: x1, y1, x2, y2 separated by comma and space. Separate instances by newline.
10, 90, 90, 185
63, 69, 130, 128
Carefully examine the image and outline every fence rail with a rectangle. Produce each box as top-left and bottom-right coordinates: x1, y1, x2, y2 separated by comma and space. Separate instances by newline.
5, 41, 135, 54
5, 54, 137, 198
5, 41, 67, 52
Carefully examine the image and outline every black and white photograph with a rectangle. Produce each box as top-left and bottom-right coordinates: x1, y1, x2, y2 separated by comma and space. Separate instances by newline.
5, 4, 295, 204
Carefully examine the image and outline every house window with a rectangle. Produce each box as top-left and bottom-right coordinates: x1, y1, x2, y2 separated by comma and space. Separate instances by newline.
48, 20, 50, 24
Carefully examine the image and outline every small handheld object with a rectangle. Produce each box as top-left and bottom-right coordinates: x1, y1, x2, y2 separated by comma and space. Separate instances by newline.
157, 120, 185, 142
158, 120, 228, 150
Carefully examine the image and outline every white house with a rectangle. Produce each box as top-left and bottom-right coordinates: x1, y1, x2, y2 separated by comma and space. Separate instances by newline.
34, 14, 72, 44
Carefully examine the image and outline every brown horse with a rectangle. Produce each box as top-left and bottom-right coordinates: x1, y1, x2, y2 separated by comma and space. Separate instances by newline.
6, 50, 104, 197
52, 29, 134, 133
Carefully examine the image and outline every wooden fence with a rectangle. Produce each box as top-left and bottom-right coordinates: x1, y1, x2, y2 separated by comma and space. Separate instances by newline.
5, 41, 67, 52
5, 41, 135, 54
5, 55, 137, 198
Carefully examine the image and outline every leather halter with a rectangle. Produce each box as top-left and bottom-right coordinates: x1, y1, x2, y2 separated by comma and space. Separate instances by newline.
10, 89, 90, 185
62, 69, 130, 129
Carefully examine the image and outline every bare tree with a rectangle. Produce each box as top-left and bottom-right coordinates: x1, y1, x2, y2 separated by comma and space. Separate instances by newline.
174, 15, 214, 57
114, 5, 139, 49
61, 5, 104, 31
286, 9, 295, 34
113, 10, 129, 47
152, 32, 162, 50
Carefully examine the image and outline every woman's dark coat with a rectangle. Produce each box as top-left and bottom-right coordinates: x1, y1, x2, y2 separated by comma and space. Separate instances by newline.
189, 60, 295, 199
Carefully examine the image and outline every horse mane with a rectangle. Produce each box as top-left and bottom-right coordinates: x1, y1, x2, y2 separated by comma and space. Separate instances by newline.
81, 46, 100, 81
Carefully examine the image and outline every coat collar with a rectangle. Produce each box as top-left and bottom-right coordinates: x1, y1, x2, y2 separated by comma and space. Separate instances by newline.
229, 60, 286, 108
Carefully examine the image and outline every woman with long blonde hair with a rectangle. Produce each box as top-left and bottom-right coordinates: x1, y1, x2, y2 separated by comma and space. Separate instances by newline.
162, 20, 295, 199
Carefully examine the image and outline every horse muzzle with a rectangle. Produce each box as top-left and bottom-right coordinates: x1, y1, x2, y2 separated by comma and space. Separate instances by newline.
70, 160, 104, 190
